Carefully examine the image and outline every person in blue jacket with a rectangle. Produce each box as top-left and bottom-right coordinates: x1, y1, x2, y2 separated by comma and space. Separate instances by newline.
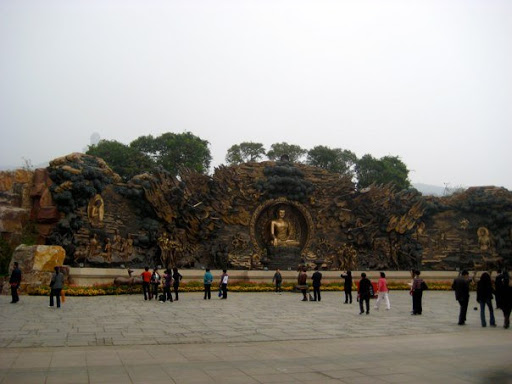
204, 268, 213, 300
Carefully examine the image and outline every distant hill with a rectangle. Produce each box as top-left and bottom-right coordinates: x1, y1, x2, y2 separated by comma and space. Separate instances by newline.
413, 183, 446, 196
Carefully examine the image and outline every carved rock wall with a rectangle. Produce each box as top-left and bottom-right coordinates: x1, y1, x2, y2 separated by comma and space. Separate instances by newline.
4, 154, 511, 272
0, 170, 33, 242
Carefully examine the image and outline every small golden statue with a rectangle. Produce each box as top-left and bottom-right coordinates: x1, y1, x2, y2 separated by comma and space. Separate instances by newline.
270, 208, 299, 247
477, 227, 491, 251
87, 194, 104, 227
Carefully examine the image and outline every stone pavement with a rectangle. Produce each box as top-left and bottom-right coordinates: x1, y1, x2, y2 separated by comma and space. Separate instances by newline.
1, 291, 511, 383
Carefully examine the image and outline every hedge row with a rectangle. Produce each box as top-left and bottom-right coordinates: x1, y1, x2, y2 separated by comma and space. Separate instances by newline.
27, 280, 456, 296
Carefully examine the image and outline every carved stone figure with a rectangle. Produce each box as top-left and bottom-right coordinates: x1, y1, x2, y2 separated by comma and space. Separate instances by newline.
87, 234, 99, 258
270, 208, 299, 247
122, 235, 134, 260
158, 232, 171, 268
112, 230, 123, 253
167, 236, 181, 267
113, 269, 142, 285
477, 227, 491, 251
87, 194, 104, 227
104, 238, 112, 262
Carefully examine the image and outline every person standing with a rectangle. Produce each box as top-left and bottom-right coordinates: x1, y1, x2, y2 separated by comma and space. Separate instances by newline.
452, 270, 471, 325
49, 266, 64, 308
161, 269, 173, 303
141, 267, 152, 300
9, 262, 22, 304
219, 269, 229, 299
495, 270, 506, 310
272, 269, 283, 293
204, 268, 213, 300
297, 267, 308, 301
358, 273, 372, 315
172, 267, 183, 301
410, 270, 424, 315
375, 272, 391, 310
340, 270, 352, 304
495, 270, 511, 329
476, 272, 496, 327
151, 268, 161, 301
311, 267, 322, 302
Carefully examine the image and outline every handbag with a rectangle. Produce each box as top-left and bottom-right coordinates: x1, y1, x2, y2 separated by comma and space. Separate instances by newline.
420, 281, 428, 291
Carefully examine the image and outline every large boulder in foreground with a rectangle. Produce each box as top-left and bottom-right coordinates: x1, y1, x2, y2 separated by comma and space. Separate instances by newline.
2, 245, 66, 294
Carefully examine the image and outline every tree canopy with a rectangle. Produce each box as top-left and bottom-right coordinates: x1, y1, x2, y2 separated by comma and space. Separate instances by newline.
355, 154, 411, 190
306, 146, 357, 176
87, 134, 411, 192
130, 132, 211, 176
86, 140, 154, 181
225, 142, 266, 165
267, 142, 307, 163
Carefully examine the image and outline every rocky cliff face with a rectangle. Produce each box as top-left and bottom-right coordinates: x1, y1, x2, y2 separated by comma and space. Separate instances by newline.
0, 170, 33, 240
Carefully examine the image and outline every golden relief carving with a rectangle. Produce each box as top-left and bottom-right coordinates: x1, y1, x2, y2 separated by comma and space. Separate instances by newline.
477, 227, 491, 251
386, 201, 424, 234
87, 194, 104, 227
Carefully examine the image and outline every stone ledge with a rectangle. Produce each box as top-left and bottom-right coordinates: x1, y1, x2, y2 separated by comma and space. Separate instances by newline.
68, 268, 464, 287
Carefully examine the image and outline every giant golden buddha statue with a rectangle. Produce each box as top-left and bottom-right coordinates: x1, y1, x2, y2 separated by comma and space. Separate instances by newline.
270, 208, 300, 247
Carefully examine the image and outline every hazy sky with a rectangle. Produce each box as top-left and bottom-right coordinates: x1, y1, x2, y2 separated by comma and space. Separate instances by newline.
1, 0, 511, 189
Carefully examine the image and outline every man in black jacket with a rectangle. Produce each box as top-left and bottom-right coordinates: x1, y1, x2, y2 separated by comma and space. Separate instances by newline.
452, 270, 471, 325
9, 262, 22, 304
358, 273, 372, 315
311, 267, 322, 302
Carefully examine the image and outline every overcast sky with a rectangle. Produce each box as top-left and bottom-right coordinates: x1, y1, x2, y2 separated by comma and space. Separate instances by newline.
1, 0, 511, 189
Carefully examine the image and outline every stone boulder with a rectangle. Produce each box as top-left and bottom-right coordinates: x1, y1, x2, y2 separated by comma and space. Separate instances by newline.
2, 245, 66, 294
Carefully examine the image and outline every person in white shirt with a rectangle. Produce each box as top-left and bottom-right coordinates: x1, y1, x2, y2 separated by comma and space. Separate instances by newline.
220, 269, 229, 299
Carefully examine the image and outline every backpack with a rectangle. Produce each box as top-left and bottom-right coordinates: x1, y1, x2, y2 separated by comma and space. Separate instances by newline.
369, 283, 374, 297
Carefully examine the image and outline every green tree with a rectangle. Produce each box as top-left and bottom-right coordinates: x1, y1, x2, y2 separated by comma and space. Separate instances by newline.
267, 142, 307, 163
306, 146, 357, 176
130, 132, 211, 176
225, 142, 266, 165
355, 154, 411, 190
86, 140, 155, 180
129, 135, 159, 161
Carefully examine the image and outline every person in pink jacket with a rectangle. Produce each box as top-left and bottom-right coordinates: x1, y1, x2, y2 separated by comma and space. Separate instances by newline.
375, 272, 391, 310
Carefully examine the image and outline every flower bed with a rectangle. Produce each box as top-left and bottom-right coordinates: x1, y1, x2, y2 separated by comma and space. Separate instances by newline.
27, 280, 456, 296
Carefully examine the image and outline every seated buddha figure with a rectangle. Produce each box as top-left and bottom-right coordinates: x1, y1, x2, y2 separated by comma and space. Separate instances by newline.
270, 208, 300, 247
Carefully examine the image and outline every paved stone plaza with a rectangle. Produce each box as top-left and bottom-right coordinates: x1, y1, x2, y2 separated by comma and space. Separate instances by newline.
1, 291, 511, 383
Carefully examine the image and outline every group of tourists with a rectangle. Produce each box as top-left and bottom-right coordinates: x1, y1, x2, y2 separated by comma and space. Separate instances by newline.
7, 262, 512, 328
140, 266, 183, 302
295, 267, 512, 328
140, 267, 229, 301
297, 268, 390, 315
452, 269, 511, 328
